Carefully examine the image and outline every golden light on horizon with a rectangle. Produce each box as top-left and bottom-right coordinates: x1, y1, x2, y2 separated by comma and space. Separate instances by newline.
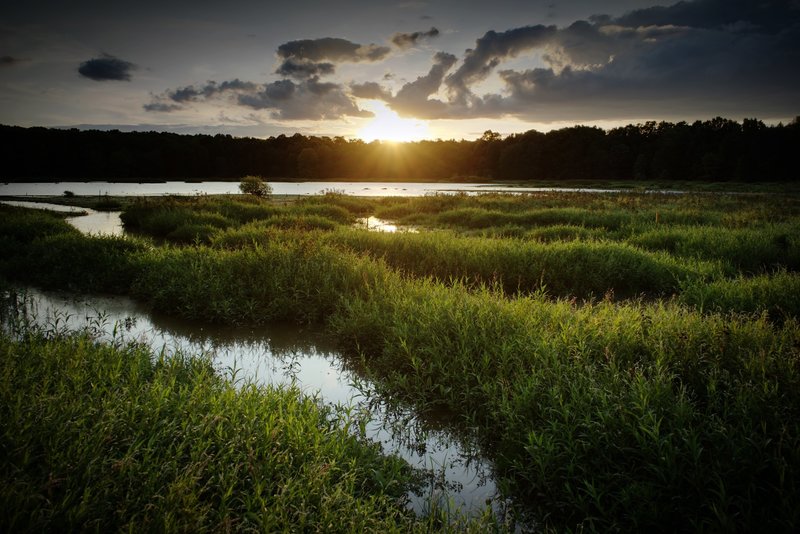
356, 100, 429, 143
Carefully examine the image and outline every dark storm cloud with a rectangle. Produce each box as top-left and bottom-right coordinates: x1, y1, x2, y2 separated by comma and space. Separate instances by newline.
277, 37, 391, 63
78, 55, 136, 81
374, 0, 800, 121
391, 27, 440, 49
276, 58, 335, 79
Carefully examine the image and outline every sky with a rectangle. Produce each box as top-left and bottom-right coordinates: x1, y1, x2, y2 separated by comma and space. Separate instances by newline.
1, 0, 798, 141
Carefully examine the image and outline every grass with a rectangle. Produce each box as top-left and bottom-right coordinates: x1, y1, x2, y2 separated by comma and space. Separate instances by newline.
2, 188, 799, 531
0, 317, 474, 532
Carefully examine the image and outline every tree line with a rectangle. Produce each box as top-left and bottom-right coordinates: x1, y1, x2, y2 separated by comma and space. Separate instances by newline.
1, 117, 797, 183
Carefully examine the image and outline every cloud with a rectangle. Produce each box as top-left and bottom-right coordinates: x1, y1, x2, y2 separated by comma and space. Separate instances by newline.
1, 55, 22, 67
444, 25, 557, 102
143, 102, 183, 112
165, 79, 258, 103
393, 52, 457, 117
276, 58, 335, 79
368, 0, 800, 122
146, 77, 370, 121
238, 78, 372, 120
391, 27, 440, 49
350, 81, 394, 100
78, 54, 136, 81
145, 0, 800, 124
274, 36, 391, 82
277, 37, 390, 63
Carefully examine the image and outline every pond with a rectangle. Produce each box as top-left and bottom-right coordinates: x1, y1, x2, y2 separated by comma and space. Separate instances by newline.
5, 287, 501, 517
0, 180, 624, 197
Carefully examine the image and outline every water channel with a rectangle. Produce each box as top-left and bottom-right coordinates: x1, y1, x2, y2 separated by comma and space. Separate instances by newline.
2, 199, 501, 518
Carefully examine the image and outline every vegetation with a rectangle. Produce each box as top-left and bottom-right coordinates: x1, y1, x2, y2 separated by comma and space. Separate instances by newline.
1, 188, 799, 531
239, 175, 272, 198
0, 316, 492, 532
2, 117, 799, 182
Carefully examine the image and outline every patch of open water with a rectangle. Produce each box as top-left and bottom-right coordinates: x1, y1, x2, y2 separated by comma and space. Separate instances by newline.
4, 287, 500, 517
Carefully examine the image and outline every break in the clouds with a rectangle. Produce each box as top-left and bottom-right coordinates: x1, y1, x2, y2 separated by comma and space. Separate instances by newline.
78, 54, 137, 81
362, 0, 800, 121
391, 27, 440, 49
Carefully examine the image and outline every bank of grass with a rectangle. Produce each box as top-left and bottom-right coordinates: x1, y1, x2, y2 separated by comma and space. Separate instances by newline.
2, 191, 800, 530
0, 324, 491, 532
323, 228, 720, 299
329, 277, 800, 531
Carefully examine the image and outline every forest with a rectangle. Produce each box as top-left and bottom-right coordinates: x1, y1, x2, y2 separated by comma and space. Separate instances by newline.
1, 117, 798, 183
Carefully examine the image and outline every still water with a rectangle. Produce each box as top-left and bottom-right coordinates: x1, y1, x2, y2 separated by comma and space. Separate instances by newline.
6, 286, 498, 517
0, 180, 621, 197
1, 200, 125, 236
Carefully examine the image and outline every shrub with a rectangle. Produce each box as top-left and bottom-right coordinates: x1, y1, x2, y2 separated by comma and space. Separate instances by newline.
239, 175, 272, 198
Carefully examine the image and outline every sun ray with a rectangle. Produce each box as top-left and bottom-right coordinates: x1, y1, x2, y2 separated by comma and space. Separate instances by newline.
357, 100, 429, 143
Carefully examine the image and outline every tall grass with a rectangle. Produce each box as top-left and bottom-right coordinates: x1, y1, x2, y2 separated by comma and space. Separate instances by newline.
627, 223, 800, 273
329, 278, 800, 530
680, 270, 800, 319
0, 324, 436, 531
325, 228, 719, 298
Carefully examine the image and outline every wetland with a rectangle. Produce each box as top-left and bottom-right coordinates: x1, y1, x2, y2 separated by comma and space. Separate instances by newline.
2, 187, 799, 531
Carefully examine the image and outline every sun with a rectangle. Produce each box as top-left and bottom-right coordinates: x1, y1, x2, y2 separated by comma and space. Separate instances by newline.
356, 100, 430, 143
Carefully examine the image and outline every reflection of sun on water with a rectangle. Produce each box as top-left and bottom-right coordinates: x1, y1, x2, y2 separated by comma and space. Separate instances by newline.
357, 100, 429, 142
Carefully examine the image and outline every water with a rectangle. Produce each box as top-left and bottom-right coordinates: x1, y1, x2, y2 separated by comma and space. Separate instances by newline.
1, 200, 124, 236
5, 287, 498, 516
1, 180, 625, 197
356, 216, 418, 233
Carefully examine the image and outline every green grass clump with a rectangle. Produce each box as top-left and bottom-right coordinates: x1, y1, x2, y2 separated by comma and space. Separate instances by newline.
680, 270, 800, 319
325, 228, 718, 298
0, 206, 146, 293
524, 224, 604, 242
0, 328, 428, 532
131, 239, 391, 325
329, 280, 800, 531
627, 224, 800, 273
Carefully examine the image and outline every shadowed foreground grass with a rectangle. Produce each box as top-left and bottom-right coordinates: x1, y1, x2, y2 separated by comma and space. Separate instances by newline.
0, 323, 499, 532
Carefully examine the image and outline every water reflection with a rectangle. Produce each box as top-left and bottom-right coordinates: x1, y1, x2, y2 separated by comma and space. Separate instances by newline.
357, 216, 418, 233
4, 287, 497, 516
1, 200, 124, 237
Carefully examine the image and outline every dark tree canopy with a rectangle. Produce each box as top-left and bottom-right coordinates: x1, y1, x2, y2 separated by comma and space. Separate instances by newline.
1, 118, 797, 183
